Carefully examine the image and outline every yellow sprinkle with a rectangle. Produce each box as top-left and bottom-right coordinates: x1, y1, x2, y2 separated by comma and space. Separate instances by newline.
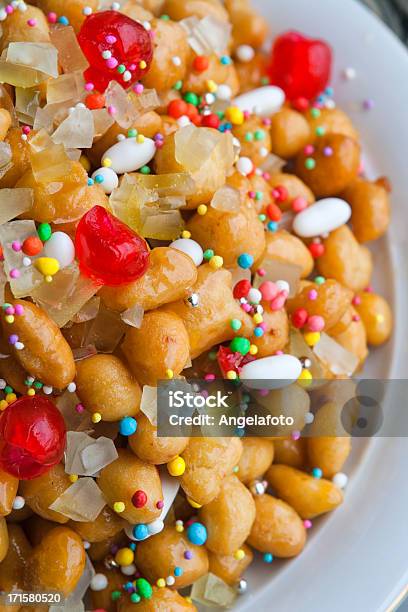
197, 204, 207, 216
79, 155, 91, 172
206, 79, 218, 93
234, 549, 245, 561
225, 106, 244, 125
35, 257, 60, 277
298, 368, 313, 387
140, 60, 147, 69
166, 369, 174, 379
156, 578, 166, 588
253, 313, 263, 324
92, 412, 102, 423
226, 370, 237, 380
0, 400, 8, 410
113, 501, 125, 513
187, 497, 202, 509
115, 547, 134, 567
137, 134, 145, 143
303, 331, 321, 347
181, 230, 191, 239
102, 157, 112, 168
209, 255, 223, 270
167, 455, 186, 477
4, 315, 14, 324
175, 524, 184, 533
27, 388, 35, 397
249, 344, 258, 355
69, 474, 78, 483
185, 597, 193, 604
45, 275, 53, 283
6, 393, 16, 403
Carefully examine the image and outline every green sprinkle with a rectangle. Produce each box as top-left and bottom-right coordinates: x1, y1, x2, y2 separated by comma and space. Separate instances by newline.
258, 214, 266, 222
230, 337, 251, 356
173, 80, 183, 90
230, 319, 242, 331
140, 166, 151, 174
203, 249, 214, 261
117, 64, 126, 74
136, 578, 153, 599
160, 13, 170, 20
233, 465, 239, 473
208, 350, 218, 361
24, 379, 33, 386
130, 593, 141, 603
216, 111, 225, 120
184, 91, 199, 106
2, 303, 12, 311
314, 276, 326, 285
260, 76, 270, 85
33, 381, 43, 389
254, 129, 266, 141
111, 591, 122, 601
244, 132, 254, 142
127, 128, 137, 138
315, 126, 325, 137
310, 108, 321, 118
305, 158, 316, 170
255, 191, 263, 201
4, 386, 13, 395
37, 223, 52, 242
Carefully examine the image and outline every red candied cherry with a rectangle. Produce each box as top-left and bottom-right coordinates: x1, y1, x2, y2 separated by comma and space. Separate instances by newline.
78, 11, 153, 93
75, 206, 150, 286
0, 396, 66, 480
268, 31, 332, 101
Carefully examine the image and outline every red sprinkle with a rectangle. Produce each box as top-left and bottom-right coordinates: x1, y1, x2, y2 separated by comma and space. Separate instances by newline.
193, 55, 210, 72
132, 490, 147, 508
292, 307, 309, 328
85, 93, 106, 110
168, 99, 188, 119
266, 202, 282, 222
22, 236, 43, 256
309, 242, 325, 258
201, 113, 220, 129
272, 185, 288, 203
233, 279, 251, 300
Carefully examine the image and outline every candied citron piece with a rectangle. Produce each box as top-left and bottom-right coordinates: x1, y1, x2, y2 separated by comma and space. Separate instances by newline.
141, 209, 184, 240
84, 303, 126, 353
49, 25, 89, 74
181, 15, 231, 56
191, 572, 237, 608
47, 72, 84, 105
211, 184, 241, 213
120, 303, 144, 329
0, 188, 33, 225
128, 88, 161, 115
0, 219, 43, 297
133, 172, 195, 197
7, 41, 58, 76
30, 262, 100, 327
30, 143, 72, 183
52, 107, 94, 149
15, 87, 40, 125
109, 173, 157, 231
0, 142, 12, 181
314, 332, 359, 377
92, 108, 115, 140
33, 101, 75, 133
48, 477, 106, 522
140, 385, 157, 425
104, 80, 138, 129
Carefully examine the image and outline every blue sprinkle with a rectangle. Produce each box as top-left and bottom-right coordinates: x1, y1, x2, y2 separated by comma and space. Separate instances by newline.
267, 221, 278, 232
263, 553, 273, 563
174, 567, 183, 577
325, 86, 334, 96
235, 427, 245, 437
87, 178, 94, 186
312, 467, 323, 479
119, 416, 137, 437
133, 524, 149, 540
129, 542, 136, 551
58, 15, 69, 25
187, 522, 207, 546
94, 174, 104, 184
254, 327, 264, 337
237, 253, 254, 269
220, 55, 232, 65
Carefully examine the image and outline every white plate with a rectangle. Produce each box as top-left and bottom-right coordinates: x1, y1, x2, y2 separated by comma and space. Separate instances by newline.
230, 1, 408, 611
